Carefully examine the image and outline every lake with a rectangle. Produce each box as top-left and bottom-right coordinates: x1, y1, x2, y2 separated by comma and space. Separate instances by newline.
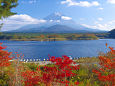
1, 39, 115, 60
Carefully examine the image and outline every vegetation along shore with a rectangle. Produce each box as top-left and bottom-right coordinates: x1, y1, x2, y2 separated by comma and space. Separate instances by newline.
0, 32, 109, 41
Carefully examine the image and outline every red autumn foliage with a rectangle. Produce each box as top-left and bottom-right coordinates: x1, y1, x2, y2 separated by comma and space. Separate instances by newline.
41, 55, 79, 85
21, 70, 41, 86
0, 43, 12, 67
21, 56, 79, 86
93, 45, 115, 86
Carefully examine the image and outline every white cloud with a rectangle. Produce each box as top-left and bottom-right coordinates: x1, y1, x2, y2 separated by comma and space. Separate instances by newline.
56, 20, 60, 23
108, 20, 115, 24
49, 19, 60, 23
81, 24, 97, 29
0, 14, 46, 31
21, 0, 37, 4
61, 16, 72, 20
81, 20, 115, 31
107, 0, 115, 4
49, 20, 53, 22
98, 7, 104, 10
29, 0, 37, 4
98, 18, 103, 21
81, 23, 110, 31
61, 0, 100, 7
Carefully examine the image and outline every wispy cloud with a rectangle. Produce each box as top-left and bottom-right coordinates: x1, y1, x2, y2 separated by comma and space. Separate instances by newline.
81, 20, 115, 31
0, 14, 46, 31
21, 0, 37, 4
98, 18, 103, 21
81, 23, 109, 31
80, 18, 85, 21
107, 0, 115, 4
61, 0, 100, 7
98, 7, 104, 10
29, 0, 37, 4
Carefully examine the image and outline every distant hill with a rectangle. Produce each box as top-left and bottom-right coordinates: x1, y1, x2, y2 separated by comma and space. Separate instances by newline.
109, 29, 115, 38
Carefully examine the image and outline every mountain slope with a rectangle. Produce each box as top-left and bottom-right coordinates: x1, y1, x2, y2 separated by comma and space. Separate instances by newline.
8, 12, 102, 33
40, 24, 84, 33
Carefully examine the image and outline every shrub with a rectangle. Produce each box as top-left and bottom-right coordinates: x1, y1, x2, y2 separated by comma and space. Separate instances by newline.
21, 56, 80, 86
93, 44, 115, 86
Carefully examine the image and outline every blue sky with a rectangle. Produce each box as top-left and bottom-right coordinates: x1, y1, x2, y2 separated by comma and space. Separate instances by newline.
1, 0, 115, 31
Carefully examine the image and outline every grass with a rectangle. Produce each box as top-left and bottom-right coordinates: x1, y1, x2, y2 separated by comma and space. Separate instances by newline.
75, 57, 99, 64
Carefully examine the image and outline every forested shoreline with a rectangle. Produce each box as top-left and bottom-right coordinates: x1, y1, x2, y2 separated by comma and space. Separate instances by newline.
0, 32, 109, 41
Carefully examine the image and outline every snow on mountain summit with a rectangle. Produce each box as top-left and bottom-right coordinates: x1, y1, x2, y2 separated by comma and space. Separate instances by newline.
44, 12, 72, 22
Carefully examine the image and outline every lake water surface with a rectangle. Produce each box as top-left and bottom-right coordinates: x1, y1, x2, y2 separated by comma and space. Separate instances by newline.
1, 39, 115, 60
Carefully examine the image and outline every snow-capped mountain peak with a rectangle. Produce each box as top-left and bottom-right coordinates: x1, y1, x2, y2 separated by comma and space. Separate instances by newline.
44, 12, 63, 21
54, 12, 62, 16
44, 12, 72, 21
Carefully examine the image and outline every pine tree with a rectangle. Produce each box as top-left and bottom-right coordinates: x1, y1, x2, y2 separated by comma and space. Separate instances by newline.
0, 0, 18, 19
0, 0, 18, 29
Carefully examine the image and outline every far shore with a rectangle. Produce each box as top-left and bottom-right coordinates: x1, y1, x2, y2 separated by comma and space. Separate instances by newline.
1, 38, 99, 41
0, 32, 104, 41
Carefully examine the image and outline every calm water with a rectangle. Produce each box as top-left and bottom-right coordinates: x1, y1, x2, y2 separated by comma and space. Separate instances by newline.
1, 39, 115, 60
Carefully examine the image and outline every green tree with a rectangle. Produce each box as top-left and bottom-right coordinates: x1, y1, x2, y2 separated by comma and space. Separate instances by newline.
109, 29, 115, 38
0, 0, 18, 19
0, 0, 18, 29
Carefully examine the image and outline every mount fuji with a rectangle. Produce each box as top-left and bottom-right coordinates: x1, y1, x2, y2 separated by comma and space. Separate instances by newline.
10, 12, 101, 33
